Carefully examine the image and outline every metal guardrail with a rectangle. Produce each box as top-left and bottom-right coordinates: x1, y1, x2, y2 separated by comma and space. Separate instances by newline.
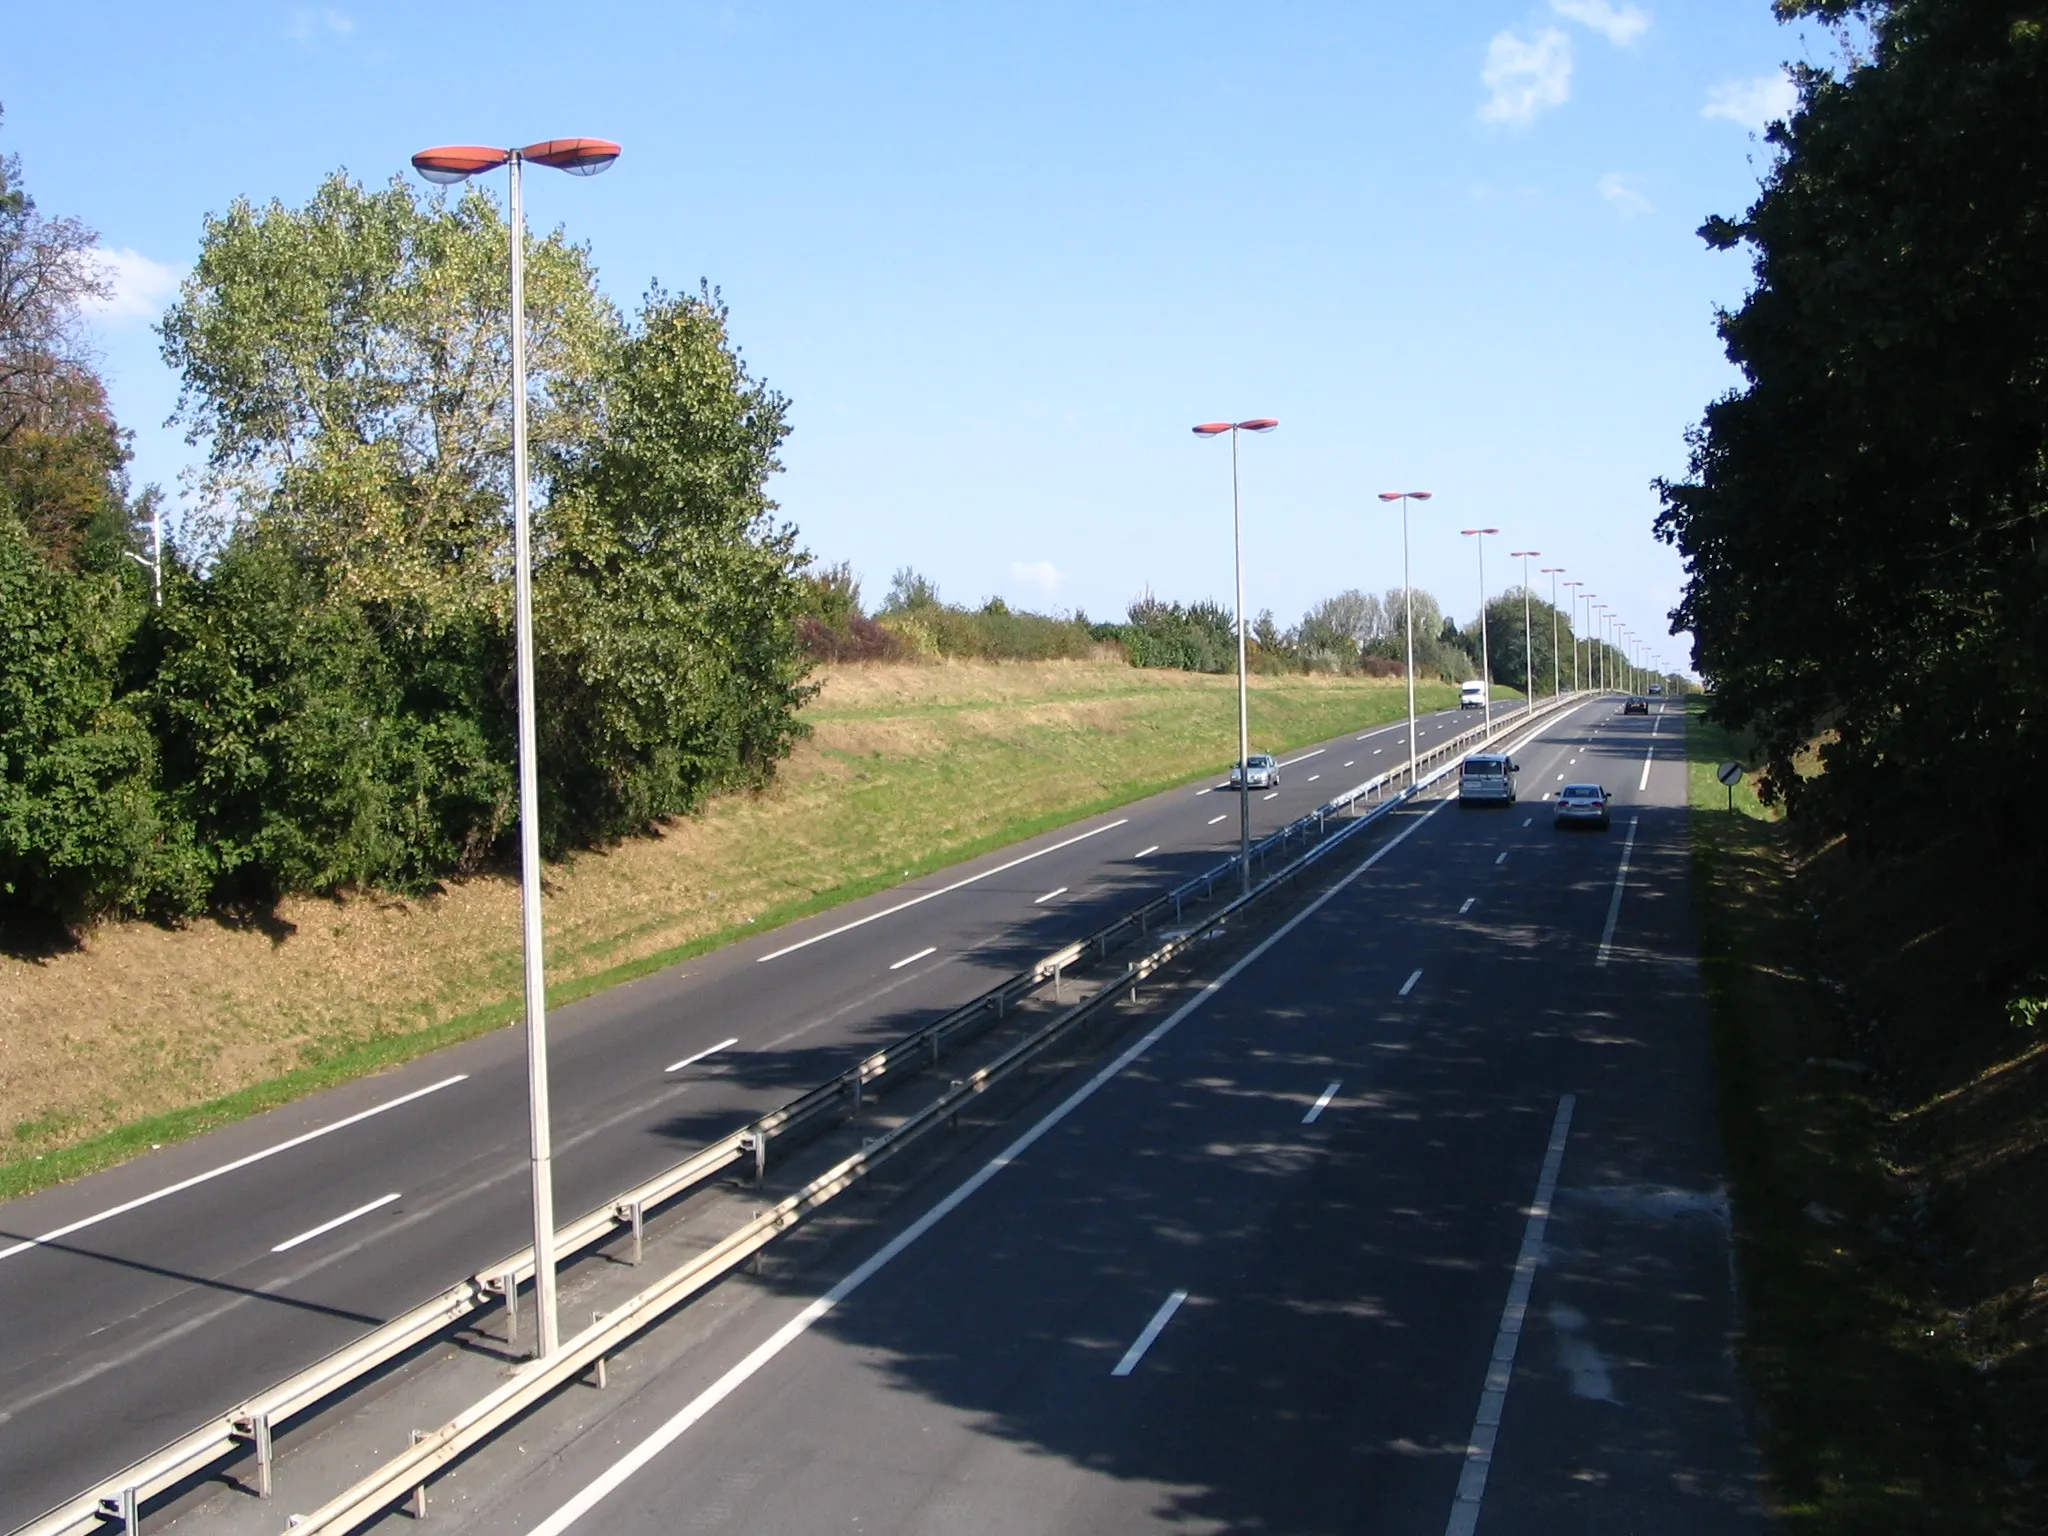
11, 691, 1587, 1536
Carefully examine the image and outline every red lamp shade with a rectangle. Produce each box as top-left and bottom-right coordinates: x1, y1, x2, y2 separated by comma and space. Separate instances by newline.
411, 145, 513, 184
520, 138, 622, 176
1376, 491, 1432, 501
1236, 417, 1279, 432
1192, 422, 1234, 436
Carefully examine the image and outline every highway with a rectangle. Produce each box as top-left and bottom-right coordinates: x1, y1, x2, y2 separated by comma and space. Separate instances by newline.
390, 697, 1765, 1534
0, 696, 1514, 1530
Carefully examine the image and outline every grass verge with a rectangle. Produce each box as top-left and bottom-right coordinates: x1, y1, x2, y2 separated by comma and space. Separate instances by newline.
1686, 696, 2017, 1531
2, 661, 1478, 1201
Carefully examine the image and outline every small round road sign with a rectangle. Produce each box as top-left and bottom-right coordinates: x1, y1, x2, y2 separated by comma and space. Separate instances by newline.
1716, 761, 1744, 787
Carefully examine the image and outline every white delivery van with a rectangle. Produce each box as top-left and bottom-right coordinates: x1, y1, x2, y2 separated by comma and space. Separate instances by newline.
1460, 680, 1487, 709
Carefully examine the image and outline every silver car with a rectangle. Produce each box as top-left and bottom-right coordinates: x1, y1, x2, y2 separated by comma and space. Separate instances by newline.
1230, 753, 1279, 790
1553, 783, 1612, 829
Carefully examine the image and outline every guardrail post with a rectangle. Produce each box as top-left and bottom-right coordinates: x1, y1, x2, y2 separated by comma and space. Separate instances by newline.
589, 1314, 609, 1387
100, 1488, 141, 1531
234, 1410, 274, 1498
496, 1268, 519, 1347
616, 1200, 644, 1266
1052, 963, 1063, 1001
408, 1431, 427, 1518
741, 1131, 766, 1183
847, 1070, 863, 1114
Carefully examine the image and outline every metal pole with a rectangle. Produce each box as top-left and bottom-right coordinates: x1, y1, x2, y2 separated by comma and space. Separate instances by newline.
1232, 428, 1251, 897
1546, 570, 1560, 698
1520, 553, 1534, 709
149, 498, 162, 608
1475, 535, 1491, 730
508, 151, 560, 1361
1401, 498, 1417, 785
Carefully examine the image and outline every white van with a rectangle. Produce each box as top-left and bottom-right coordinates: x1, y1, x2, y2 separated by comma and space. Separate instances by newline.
1458, 753, 1518, 805
1459, 680, 1487, 710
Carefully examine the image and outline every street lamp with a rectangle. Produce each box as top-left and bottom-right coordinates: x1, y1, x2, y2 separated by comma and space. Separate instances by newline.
1194, 417, 1278, 895
1562, 580, 1584, 691
1376, 492, 1433, 793
1541, 567, 1565, 697
1511, 549, 1539, 710
411, 134, 620, 1362
123, 494, 163, 607
1461, 528, 1499, 728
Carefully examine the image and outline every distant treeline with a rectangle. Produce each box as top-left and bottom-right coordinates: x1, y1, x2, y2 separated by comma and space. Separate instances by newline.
797, 566, 1669, 692
1, 149, 812, 927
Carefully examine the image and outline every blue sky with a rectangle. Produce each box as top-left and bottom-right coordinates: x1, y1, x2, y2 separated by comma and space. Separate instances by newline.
8, 1, 1830, 674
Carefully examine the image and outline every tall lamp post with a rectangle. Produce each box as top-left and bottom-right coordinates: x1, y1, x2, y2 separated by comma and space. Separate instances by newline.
1461, 528, 1499, 728
1541, 567, 1565, 696
1511, 549, 1539, 710
411, 135, 620, 1361
1377, 492, 1433, 792
1193, 418, 1279, 895
1562, 580, 1584, 691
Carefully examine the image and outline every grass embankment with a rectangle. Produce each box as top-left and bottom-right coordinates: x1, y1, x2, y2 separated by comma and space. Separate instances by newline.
1687, 697, 2042, 1531
1, 661, 1467, 1201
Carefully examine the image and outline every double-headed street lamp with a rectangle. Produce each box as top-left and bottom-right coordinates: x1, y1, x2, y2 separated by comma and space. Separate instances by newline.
1511, 549, 1539, 707
411, 135, 620, 1362
1562, 580, 1584, 691
1461, 528, 1499, 728
1193, 417, 1278, 895
1376, 492, 1432, 787
1541, 567, 1565, 696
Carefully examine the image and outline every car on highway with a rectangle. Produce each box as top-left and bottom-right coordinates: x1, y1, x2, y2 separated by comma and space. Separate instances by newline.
1623, 696, 1650, 715
1229, 753, 1279, 790
1457, 752, 1517, 805
1553, 783, 1612, 829
1648, 682, 1664, 696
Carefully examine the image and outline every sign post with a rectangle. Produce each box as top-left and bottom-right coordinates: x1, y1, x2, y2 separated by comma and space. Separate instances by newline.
1716, 760, 1743, 812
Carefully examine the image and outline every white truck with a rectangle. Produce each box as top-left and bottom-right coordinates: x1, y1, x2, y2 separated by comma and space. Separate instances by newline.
1459, 679, 1487, 709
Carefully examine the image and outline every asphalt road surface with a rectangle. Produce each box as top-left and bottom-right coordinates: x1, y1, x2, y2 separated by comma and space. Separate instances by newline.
418, 696, 1766, 1535
0, 697, 1523, 1529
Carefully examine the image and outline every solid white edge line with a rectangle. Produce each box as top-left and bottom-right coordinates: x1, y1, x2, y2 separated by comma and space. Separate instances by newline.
1399, 968, 1423, 997
270, 1192, 402, 1254
1444, 1093, 1577, 1536
755, 818, 1131, 962
664, 1038, 740, 1074
1302, 1081, 1342, 1125
1594, 816, 1641, 967
1278, 747, 1326, 766
1034, 887, 1068, 905
1134, 846, 1160, 860
524, 758, 1463, 1536
888, 946, 938, 971
0, 1075, 469, 1264
1111, 1289, 1190, 1377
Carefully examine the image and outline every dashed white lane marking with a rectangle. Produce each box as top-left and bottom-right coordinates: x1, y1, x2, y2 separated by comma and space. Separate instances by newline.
889, 946, 937, 971
1343, 760, 1355, 767
1302, 1082, 1342, 1125
1459, 897, 1476, 915
1207, 814, 1229, 826
1373, 748, 1384, 755
1555, 773, 1566, 781
1595, 816, 1641, 967
1399, 968, 1423, 996
0, 1074, 469, 1264
665, 1037, 739, 1073
1521, 817, 1532, 828
1195, 787, 1212, 795
1034, 887, 1067, 904
1279, 748, 1326, 766
1495, 851, 1509, 865
756, 818, 1130, 962
1262, 791, 1280, 801
271, 1192, 401, 1254
1637, 751, 1654, 791
1134, 846, 1159, 860
1112, 1289, 1190, 1376
1444, 1094, 1576, 1536
1308, 774, 1321, 783
521, 785, 1459, 1536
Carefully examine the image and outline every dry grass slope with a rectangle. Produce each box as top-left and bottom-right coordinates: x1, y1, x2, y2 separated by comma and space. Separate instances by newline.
1, 660, 1451, 1193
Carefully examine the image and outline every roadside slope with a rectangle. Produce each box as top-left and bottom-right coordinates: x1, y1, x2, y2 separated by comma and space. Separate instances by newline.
2, 660, 1457, 1193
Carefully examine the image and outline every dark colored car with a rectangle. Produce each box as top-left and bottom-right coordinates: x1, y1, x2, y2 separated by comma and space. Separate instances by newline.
1623, 697, 1649, 715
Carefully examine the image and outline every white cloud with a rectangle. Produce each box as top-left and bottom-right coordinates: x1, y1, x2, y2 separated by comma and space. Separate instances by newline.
1702, 73, 1798, 132
1597, 172, 1653, 215
287, 8, 354, 41
83, 248, 182, 323
1479, 28, 1573, 128
1550, 0, 1650, 47
1009, 560, 1064, 597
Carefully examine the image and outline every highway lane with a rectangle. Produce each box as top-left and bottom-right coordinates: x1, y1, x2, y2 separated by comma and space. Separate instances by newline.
0, 694, 1520, 1527
423, 698, 1763, 1535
